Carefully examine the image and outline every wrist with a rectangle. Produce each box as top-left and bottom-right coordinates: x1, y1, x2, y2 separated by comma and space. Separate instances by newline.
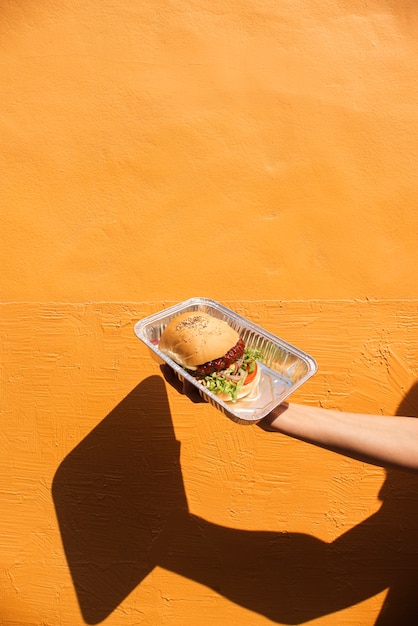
258, 402, 290, 432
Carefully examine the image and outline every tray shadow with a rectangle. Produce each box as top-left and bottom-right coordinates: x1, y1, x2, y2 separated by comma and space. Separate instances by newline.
52, 377, 418, 624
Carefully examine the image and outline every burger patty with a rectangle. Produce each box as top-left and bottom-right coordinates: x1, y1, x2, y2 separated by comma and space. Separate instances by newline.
193, 338, 245, 376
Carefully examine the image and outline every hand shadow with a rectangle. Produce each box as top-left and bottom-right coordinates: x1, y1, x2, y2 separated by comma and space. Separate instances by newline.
159, 363, 206, 403
52, 376, 188, 624
53, 376, 418, 624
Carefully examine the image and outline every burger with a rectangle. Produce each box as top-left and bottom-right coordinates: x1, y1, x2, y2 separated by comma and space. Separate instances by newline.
158, 311, 261, 402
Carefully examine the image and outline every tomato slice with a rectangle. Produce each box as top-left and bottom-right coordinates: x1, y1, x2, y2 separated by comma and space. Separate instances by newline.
244, 363, 258, 386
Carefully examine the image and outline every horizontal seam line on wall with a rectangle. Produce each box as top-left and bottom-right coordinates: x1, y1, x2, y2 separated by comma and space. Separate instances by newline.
1, 299, 418, 306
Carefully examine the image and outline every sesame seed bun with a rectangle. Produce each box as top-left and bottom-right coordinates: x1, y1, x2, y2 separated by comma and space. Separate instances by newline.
158, 311, 239, 368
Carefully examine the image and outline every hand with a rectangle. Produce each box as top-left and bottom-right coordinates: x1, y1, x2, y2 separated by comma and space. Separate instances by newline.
160, 363, 207, 403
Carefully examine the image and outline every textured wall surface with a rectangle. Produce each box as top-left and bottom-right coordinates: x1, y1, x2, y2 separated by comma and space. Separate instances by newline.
1, 0, 418, 625
1, 0, 417, 302
2, 301, 418, 625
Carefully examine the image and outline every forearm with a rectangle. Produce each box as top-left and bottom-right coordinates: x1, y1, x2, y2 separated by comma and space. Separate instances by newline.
260, 403, 418, 472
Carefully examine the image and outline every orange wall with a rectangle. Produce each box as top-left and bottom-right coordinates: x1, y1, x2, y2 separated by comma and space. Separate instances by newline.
1, 1, 418, 625
1, 0, 417, 302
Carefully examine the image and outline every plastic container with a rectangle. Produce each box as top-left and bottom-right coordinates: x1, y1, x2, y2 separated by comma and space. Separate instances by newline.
134, 298, 317, 425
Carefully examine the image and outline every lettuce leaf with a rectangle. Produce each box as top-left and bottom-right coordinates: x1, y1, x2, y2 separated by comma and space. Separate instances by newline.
196, 347, 261, 402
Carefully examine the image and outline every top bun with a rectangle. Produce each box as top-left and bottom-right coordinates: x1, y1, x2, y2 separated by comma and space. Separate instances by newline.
159, 311, 239, 368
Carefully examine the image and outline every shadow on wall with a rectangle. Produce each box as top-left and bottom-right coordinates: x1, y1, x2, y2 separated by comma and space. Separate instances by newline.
52, 377, 418, 625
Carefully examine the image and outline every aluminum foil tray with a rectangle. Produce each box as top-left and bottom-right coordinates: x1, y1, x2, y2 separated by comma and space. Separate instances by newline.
134, 298, 317, 425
